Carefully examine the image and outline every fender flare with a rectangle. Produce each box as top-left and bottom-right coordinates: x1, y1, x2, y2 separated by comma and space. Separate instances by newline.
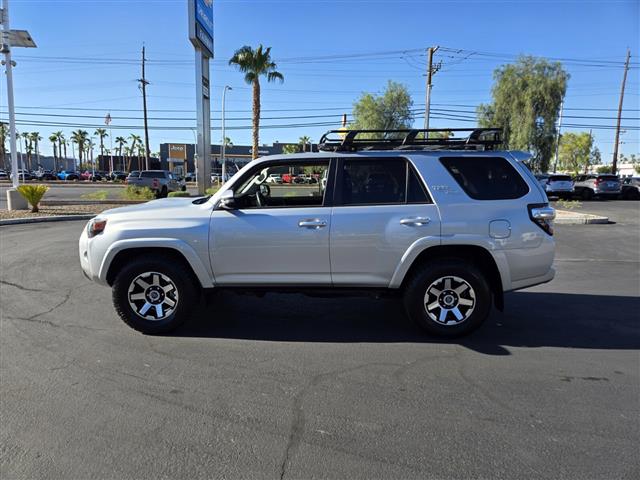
98, 238, 214, 288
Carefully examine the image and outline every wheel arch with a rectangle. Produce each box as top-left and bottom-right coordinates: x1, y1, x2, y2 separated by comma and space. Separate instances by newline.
397, 245, 505, 311
103, 243, 212, 289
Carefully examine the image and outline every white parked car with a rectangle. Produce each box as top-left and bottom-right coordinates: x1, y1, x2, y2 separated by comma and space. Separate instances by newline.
79, 128, 555, 337
266, 174, 283, 184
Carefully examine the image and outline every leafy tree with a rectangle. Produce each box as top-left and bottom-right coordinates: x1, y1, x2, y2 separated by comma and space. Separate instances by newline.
634, 164, 640, 175
558, 132, 592, 174
0, 122, 7, 169
282, 144, 299, 154
596, 165, 613, 174
478, 56, 569, 171
229, 45, 284, 159
590, 146, 602, 166
350, 81, 414, 137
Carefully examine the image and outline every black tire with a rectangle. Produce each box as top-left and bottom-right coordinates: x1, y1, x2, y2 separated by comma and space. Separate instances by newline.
403, 259, 492, 337
581, 188, 594, 200
112, 255, 198, 334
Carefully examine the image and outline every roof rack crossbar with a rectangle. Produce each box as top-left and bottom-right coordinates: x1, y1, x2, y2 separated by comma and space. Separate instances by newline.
318, 128, 503, 152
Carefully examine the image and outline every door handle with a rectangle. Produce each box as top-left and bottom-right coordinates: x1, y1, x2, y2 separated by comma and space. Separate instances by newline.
298, 219, 327, 229
400, 217, 431, 226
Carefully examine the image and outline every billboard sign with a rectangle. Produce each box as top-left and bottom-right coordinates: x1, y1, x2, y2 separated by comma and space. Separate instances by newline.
189, 0, 214, 58
168, 144, 187, 159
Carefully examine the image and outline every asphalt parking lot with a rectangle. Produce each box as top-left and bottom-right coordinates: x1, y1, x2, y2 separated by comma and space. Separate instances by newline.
1, 201, 638, 479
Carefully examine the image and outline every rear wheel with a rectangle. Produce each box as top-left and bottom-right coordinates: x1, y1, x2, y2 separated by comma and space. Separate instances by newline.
404, 260, 492, 337
581, 188, 594, 200
112, 255, 197, 334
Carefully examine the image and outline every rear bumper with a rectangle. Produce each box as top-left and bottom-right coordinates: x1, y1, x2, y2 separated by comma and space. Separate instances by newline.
508, 267, 555, 292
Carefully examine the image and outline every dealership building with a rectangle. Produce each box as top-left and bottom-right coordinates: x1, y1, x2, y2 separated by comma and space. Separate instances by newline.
158, 142, 315, 175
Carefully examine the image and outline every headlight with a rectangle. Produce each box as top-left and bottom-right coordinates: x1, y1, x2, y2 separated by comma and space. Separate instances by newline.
87, 218, 107, 238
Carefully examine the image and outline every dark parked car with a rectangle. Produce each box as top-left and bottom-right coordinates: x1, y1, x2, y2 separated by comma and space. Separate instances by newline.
108, 171, 127, 181
621, 177, 640, 200
34, 170, 57, 180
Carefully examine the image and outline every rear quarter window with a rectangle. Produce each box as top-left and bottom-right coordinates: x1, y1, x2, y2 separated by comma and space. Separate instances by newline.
440, 156, 529, 200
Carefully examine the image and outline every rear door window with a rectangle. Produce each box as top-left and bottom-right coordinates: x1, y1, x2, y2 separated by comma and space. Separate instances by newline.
440, 156, 529, 200
337, 158, 431, 205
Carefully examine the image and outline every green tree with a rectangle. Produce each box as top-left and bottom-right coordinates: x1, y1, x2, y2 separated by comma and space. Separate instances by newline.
298, 135, 311, 152
48, 134, 58, 172
30, 132, 42, 167
590, 146, 602, 166
0, 123, 7, 170
478, 56, 569, 171
558, 132, 592, 174
71, 129, 89, 170
596, 165, 613, 174
282, 144, 299, 154
350, 81, 414, 137
21, 132, 32, 169
95, 128, 108, 160
229, 45, 284, 159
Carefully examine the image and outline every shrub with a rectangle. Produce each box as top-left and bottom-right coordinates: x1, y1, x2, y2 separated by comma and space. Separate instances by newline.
556, 199, 581, 210
121, 185, 156, 201
205, 186, 220, 196
81, 190, 108, 201
16, 184, 49, 213
596, 165, 613, 174
168, 191, 191, 198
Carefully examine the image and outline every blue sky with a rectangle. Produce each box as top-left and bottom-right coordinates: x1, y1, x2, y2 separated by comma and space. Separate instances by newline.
2, 0, 639, 161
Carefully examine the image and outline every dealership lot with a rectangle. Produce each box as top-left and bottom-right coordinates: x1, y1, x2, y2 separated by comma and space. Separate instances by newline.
0, 201, 638, 479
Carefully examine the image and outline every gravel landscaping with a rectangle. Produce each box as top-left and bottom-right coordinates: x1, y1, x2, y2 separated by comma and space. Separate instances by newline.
0, 204, 125, 220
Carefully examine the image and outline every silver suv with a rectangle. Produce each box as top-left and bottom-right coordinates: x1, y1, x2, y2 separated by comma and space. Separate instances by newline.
79, 129, 555, 337
573, 174, 621, 200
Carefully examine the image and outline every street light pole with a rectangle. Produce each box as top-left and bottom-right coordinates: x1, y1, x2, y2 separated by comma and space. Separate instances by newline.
1, 0, 19, 189
221, 85, 232, 183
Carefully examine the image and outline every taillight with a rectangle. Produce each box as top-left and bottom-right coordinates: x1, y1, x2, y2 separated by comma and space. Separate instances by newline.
528, 203, 555, 236
594, 178, 602, 185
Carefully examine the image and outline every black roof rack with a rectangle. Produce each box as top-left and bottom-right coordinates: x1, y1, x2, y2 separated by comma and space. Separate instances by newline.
317, 128, 503, 152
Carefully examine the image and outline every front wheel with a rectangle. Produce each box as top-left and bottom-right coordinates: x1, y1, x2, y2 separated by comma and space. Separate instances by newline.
112, 256, 197, 334
403, 260, 492, 337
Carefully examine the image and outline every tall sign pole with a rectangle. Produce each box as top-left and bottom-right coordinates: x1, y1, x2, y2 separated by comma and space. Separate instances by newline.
189, 0, 214, 194
552, 99, 564, 173
612, 49, 630, 175
2, 0, 36, 210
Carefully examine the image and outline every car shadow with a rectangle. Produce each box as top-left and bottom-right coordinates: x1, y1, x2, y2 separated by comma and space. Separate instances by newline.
175, 291, 640, 355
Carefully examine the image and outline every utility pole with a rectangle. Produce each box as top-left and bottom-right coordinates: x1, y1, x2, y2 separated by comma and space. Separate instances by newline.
584, 129, 593, 174
612, 49, 630, 175
424, 46, 440, 131
552, 99, 564, 173
138, 45, 151, 170
221, 85, 232, 183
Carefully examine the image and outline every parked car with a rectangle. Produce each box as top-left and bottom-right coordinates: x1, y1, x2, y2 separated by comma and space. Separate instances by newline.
108, 171, 128, 181
573, 174, 621, 200
80, 170, 103, 182
183, 172, 196, 182
543, 174, 574, 198
125, 171, 141, 183
621, 177, 640, 200
126, 170, 182, 197
33, 170, 57, 181
57, 170, 79, 181
79, 127, 556, 337
11, 169, 33, 181
0, 169, 8, 180
534, 174, 549, 188
266, 174, 283, 184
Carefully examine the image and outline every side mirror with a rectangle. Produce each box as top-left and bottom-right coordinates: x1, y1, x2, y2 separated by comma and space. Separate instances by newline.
218, 189, 236, 210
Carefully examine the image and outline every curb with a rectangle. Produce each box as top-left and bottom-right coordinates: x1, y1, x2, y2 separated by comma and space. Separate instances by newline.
41, 200, 147, 206
555, 210, 609, 225
0, 214, 95, 226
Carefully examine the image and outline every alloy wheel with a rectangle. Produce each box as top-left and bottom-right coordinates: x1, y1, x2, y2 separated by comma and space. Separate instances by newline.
423, 276, 476, 325
127, 271, 179, 321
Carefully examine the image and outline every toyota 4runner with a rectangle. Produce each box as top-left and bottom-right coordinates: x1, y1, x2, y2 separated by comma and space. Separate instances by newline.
79, 128, 556, 337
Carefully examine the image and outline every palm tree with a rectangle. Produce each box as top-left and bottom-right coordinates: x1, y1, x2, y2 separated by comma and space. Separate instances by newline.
0, 123, 8, 170
94, 128, 108, 164
71, 129, 89, 171
21, 132, 31, 170
224, 136, 233, 148
299, 136, 311, 153
129, 134, 141, 170
115, 136, 127, 170
229, 45, 284, 159
50, 131, 65, 171
125, 146, 134, 173
49, 134, 58, 172
30, 132, 42, 168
